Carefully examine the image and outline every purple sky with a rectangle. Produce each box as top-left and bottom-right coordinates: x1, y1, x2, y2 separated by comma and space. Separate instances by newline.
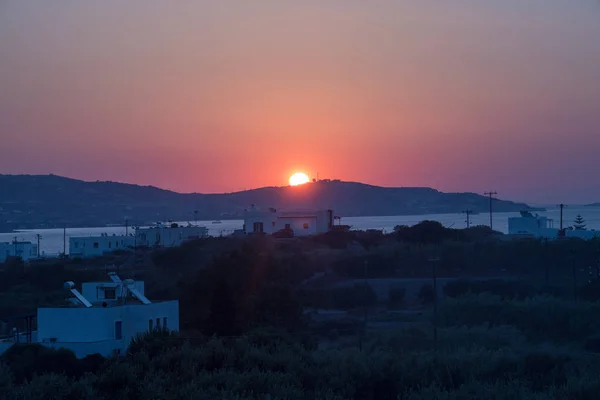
1, 1, 599, 204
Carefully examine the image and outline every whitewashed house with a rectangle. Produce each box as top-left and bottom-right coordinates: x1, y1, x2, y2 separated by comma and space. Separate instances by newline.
0, 273, 179, 358
564, 229, 600, 240
243, 206, 334, 236
135, 224, 208, 248
0, 241, 38, 263
69, 234, 135, 258
508, 211, 559, 239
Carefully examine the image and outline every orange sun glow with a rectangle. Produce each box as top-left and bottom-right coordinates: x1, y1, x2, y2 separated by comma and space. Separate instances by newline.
289, 172, 310, 186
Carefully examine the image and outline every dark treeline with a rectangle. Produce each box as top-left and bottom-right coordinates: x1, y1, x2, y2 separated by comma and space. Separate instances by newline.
3, 222, 600, 398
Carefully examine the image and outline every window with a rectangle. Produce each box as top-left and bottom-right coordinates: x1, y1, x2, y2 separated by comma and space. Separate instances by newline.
285, 224, 291, 230
116, 241, 119, 248
163, 317, 168, 329
303, 223, 309, 229
74, 242, 79, 248
104, 288, 116, 300
108, 241, 112, 248
272, 221, 276, 227
93, 242, 99, 248
149, 319, 153, 331
115, 321, 122, 340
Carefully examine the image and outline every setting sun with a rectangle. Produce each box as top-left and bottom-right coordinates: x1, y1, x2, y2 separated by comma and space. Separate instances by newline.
289, 172, 310, 186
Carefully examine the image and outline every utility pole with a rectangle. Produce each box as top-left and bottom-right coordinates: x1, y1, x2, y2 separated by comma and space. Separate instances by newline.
13, 236, 17, 257
63, 226, 66, 256
36, 234, 42, 258
125, 218, 129, 236
462, 209, 474, 228
484, 191, 498, 230
558, 204, 566, 232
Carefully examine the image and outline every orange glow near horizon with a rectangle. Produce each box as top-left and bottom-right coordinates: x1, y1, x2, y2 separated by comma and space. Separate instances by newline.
289, 172, 310, 186
1, 2, 600, 203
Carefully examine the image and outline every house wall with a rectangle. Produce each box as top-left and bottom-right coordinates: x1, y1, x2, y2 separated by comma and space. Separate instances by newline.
0, 242, 38, 263
275, 216, 317, 236
244, 211, 278, 234
69, 235, 134, 258
135, 226, 208, 247
566, 230, 600, 240
36, 300, 179, 358
243, 208, 333, 236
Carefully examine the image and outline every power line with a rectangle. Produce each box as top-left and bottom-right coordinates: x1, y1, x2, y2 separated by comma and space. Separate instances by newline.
484, 191, 498, 230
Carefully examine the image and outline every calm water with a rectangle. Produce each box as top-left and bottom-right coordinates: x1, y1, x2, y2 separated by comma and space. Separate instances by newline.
2, 206, 599, 255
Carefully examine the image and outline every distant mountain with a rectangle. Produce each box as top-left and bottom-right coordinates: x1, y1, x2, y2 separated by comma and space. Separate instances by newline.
0, 174, 533, 231
585, 203, 600, 207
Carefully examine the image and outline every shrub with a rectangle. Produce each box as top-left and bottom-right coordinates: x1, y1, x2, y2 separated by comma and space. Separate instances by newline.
388, 285, 406, 308
331, 284, 378, 309
419, 284, 435, 304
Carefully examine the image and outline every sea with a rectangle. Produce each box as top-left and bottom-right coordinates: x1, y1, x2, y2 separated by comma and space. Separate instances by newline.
1, 206, 599, 256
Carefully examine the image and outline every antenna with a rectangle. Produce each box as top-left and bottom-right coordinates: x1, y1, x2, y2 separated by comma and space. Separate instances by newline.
484, 191, 498, 230
64, 281, 92, 308
462, 210, 474, 228
123, 279, 151, 305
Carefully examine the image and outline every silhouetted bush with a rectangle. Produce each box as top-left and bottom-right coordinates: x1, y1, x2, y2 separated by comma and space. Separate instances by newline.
1, 344, 82, 384
418, 284, 435, 304
388, 285, 406, 308
331, 284, 378, 309
443, 279, 537, 300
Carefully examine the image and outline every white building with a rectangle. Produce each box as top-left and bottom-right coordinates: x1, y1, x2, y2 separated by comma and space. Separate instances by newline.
69, 234, 135, 258
564, 228, 600, 240
0, 241, 38, 263
243, 206, 334, 236
507, 211, 559, 239
135, 224, 208, 248
0, 273, 179, 358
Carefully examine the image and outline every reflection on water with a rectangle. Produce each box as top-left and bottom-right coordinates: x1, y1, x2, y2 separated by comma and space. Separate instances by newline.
1, 206, 599, 255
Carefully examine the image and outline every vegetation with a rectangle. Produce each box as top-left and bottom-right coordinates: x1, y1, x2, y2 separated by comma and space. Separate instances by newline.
3, 222, 600, 398
574, 214, 587, 230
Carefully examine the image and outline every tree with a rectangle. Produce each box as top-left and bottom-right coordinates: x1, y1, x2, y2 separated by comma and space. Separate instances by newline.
574, 215, 586, 230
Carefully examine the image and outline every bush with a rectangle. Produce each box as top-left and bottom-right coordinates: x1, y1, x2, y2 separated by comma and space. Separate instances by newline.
331, 284, 378, 309
388, 285, 406, 308
443, 279, 538, 300
1, 344, 81, 384
419, 284, 435, 304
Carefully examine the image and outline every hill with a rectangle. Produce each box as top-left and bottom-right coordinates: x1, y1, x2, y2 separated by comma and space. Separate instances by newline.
0, 174, 533, 231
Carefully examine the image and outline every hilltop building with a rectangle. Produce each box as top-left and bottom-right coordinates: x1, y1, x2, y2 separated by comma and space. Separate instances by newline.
135, 224, 208, 247
69, 234, 135, 258
243, 206, 334, 236
0, 241, 38, 263
508, 211, 558, 239
507, 211, 600, 240
0, 273, 179, 358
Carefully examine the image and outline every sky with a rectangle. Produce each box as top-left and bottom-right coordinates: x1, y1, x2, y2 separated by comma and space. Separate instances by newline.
1, 0, 599, 204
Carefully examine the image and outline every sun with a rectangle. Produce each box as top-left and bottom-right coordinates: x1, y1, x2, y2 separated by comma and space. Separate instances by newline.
289, 172, 310, 186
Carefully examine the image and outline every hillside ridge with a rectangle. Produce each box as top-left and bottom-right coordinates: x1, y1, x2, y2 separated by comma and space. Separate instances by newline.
0, 174, 533, 231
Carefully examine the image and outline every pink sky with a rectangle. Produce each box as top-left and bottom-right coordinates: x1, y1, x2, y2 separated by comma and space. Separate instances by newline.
1, 1, 599, 204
